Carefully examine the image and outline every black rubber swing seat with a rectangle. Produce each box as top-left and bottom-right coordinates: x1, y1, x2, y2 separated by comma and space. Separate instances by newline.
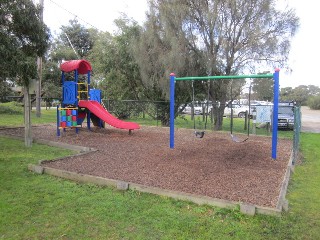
195, 131, 205, 138
230, 134, 249, 143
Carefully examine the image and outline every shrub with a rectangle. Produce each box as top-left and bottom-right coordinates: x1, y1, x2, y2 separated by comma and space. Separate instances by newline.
307, 95, 320, 110
0, 102, 23, 114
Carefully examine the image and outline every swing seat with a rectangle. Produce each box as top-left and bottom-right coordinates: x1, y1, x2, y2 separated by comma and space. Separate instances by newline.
195, 131, 205, 138
230, 134, 249, 143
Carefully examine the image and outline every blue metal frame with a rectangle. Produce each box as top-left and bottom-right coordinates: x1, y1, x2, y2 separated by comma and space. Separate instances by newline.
272, 69, 280, 159
169, 70, 280, 160
57, 105, 60, 136
86, 70, 91, 130
169, 73, 175, 148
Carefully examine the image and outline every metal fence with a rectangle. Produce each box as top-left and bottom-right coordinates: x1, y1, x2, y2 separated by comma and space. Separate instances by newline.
292, 106, 301, 164
102, 99, 169, 126
102, 99, 301, 162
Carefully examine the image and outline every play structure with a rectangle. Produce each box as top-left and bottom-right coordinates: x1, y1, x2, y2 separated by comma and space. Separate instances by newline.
56, 60, 140, 136
169, 69, 280, 159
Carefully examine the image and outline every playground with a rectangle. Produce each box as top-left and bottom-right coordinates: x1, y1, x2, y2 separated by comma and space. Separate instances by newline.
1, 59, 291, 211
1, 124, 292, 209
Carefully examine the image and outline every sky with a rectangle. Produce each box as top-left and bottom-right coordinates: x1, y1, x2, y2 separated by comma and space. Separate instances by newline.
39, 0, 320, 88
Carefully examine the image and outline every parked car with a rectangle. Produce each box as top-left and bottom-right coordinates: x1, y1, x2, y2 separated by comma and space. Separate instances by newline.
224, 104, 250, 118
277, 102, 295, 130
179, 103, 203, 115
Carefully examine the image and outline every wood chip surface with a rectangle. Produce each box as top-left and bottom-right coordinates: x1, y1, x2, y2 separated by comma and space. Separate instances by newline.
1, 124, 292, 208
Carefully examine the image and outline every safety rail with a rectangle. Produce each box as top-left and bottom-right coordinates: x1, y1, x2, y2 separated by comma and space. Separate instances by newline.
77, 82, 90, 100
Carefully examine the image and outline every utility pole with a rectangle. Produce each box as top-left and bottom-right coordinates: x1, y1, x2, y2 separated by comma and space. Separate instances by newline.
36, 0, 44, 117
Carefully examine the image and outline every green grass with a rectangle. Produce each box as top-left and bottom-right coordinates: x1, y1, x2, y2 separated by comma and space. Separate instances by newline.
0, 108, 56, 127
0, 112, 319, 238
285, 133, 320, 238
130, 114, 294, 139
0, 101, 24, 114
0, 102, 292, 139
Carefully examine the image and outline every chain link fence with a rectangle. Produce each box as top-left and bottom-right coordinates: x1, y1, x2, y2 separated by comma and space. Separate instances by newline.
292, 106, 301, 164
102, 99, 170, 126
101, 99, 301, 162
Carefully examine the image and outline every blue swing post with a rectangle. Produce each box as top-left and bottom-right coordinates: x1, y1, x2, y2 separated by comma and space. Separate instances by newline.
272, 69, 280, 160
169, 70, 280, 160
169, 73, 175, 149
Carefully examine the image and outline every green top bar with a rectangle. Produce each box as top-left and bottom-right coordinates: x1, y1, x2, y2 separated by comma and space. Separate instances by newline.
175, 74, 273, 81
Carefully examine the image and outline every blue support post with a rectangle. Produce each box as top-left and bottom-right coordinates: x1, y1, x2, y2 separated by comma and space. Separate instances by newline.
74, 69, 78, 104
74, 69, 79, 134
76, 108, 79, 134
61, 72, 65, 107
61, 72, 65, 82
169, 73, 175, 148
272, 69, 280, 160
87, 70, 91, 100
57, 105, 60, 136
87, 111, 91, 130
98, 90, 103, 128
57, 72, 66, 136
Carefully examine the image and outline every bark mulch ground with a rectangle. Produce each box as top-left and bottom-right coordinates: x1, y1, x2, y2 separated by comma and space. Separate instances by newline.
1, 124, 292, 208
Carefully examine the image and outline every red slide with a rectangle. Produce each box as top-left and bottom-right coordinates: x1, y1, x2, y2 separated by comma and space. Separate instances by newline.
78, 100, 140, 130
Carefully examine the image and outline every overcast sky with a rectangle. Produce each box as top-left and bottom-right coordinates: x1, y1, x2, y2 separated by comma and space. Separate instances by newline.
41, 0, 320, 88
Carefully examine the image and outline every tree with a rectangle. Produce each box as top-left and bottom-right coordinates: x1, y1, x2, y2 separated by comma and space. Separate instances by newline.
0, 0, 50, 146
84, 31, 112, 96
280, 86, 294, 102
49, 40, 79, 62
41, 60, 63, 105
307, 85, 320, 96
280, 85, 320, 105
88, 17, 145, 100
135, 0, 299, 129
0, 80, 14, 102
308, 95, 320, 110
42, 20, 97, 106
292, 85, 309, 105
252, 78, 274, 101
59, 19, 95, 58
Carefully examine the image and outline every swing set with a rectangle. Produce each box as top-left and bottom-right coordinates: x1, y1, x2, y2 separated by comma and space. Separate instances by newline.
191, 80, 210, 139
169, 69, 280, 159
190, 79, 252, 142
229, 80, 252, 143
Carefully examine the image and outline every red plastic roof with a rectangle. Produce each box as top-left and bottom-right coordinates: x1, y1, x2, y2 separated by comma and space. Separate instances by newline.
60, 60, 92, 74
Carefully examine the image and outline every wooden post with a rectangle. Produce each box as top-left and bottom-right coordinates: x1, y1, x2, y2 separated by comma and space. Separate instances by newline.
244, 110, 248, 130
24, 86, 32, 147
252, 107, 257, 135
36, 0, 44, 118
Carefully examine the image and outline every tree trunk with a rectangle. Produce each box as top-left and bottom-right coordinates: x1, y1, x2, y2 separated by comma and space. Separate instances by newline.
209, 90, 228, 131
212, 104, 225, 131
36, 0, 44, 117
36, 57, 42, 117
24, 87, 32, 147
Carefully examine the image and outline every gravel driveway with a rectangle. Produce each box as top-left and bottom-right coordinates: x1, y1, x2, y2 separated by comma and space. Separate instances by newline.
301, 106, 320, 133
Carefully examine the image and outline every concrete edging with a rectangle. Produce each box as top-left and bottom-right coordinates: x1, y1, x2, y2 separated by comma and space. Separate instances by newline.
276, 150, 295, 212
28, 164, 283, 216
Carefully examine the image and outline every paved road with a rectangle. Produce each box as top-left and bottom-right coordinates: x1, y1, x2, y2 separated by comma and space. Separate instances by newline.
301, 106, 320, 133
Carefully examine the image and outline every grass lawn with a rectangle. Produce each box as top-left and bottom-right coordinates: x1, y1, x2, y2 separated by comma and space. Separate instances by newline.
0, 109, 56, 127
285, 133, 320, 238
1, 106, 318, 239
129, 114, 294, 139
0, 103, 292, 139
